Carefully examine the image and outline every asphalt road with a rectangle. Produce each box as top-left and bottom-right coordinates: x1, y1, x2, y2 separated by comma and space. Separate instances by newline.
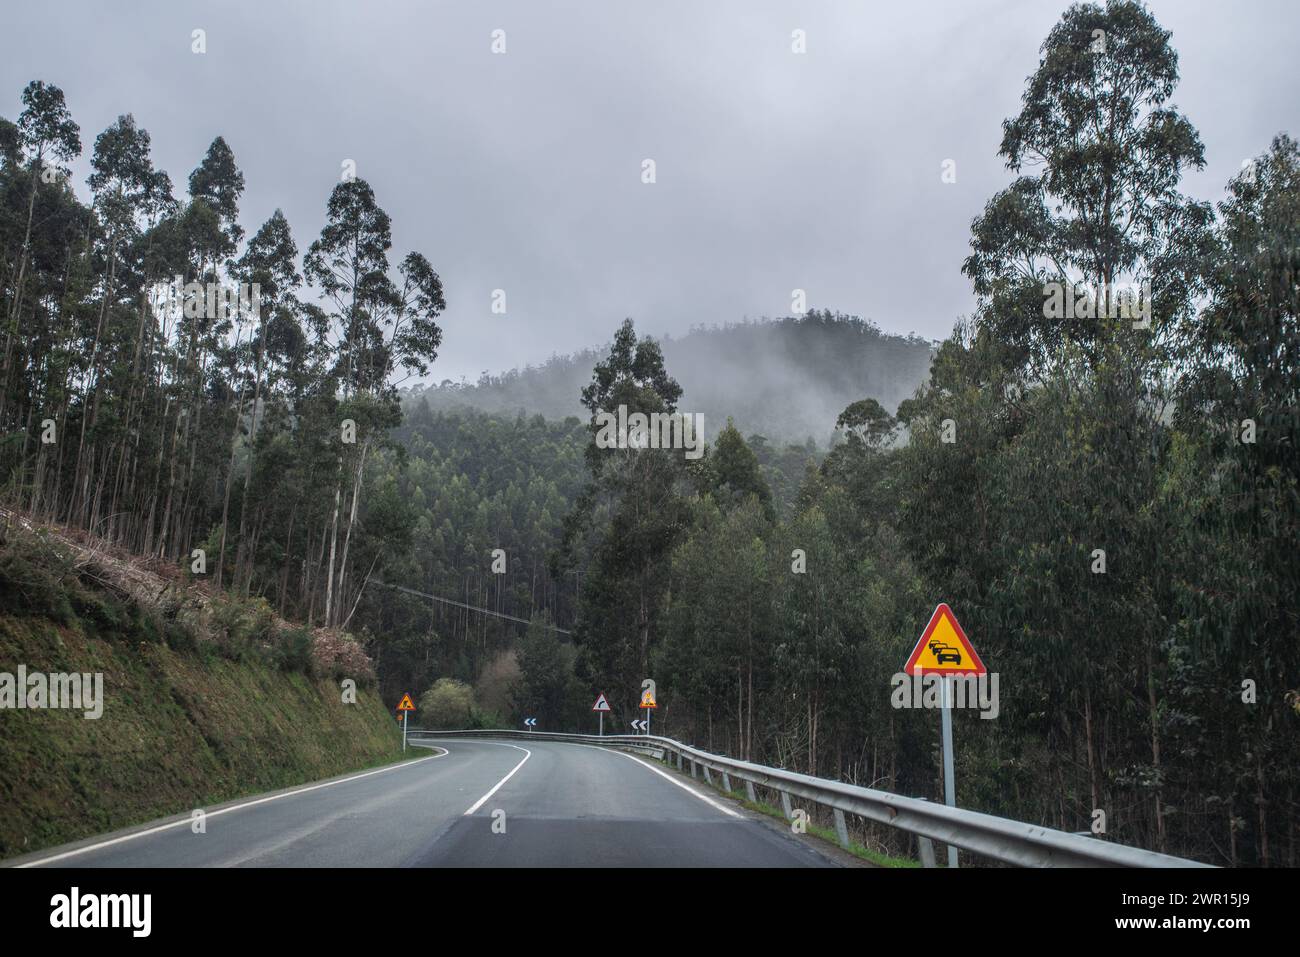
12, 739, 839, 867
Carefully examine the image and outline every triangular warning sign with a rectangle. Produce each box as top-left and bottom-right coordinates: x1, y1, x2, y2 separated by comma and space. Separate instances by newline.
592, 693, 611, 712
904, 603, 986, 676
640, 689, 657, 709
397, 693, 416, 711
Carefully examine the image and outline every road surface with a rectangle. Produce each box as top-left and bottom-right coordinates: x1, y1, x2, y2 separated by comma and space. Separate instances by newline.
11, 739, 840, 867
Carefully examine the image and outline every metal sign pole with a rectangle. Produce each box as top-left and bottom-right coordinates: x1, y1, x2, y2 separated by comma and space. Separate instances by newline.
402, 710, 408, 753
941, 675, 958, 868
645, 707, 650, 736
599, 711, 603, 736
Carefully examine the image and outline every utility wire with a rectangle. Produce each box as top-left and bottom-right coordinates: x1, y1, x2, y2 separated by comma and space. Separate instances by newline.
373, 580, 573, 635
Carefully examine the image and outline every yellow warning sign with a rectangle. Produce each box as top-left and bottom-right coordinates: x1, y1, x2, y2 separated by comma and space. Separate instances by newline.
639, 688, 657, 709
397, 693, 416, 711
903, 603, 986, 676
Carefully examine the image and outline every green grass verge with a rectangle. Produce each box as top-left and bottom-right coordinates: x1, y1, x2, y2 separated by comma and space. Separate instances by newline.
702, 779, 921, 867
0, 608, 404, 859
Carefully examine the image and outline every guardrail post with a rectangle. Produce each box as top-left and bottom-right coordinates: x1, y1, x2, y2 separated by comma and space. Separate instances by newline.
690, 759, 698, 778
745, 780, 756, 803
703, 766, 714, 786
833, 808, 851, 849
676, 752, 682, 770
721, 772, 732, 793
780, 790, 793, 819
917, 835, 937, 868
915, 797, 937, 868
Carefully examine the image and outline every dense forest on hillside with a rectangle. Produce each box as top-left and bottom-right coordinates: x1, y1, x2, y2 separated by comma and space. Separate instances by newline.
418, 312, 935, 445
1, 0, 1296, 868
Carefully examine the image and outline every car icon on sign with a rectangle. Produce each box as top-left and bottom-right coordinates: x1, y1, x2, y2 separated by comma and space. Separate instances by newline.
929, 641, 962, 665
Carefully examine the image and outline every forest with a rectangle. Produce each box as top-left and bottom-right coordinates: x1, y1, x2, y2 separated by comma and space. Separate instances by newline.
0, 0, 1295, 867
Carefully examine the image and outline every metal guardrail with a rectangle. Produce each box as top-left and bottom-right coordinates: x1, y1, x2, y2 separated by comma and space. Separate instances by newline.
407, 728, 1214, 869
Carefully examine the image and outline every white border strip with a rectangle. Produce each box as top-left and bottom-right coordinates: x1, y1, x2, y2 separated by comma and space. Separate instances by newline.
18, 749, 448, 867
600, 747, 742, 818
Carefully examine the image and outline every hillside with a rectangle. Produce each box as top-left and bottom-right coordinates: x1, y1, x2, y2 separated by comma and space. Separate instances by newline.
417, 312, 935, 445
0, 515, 405, 858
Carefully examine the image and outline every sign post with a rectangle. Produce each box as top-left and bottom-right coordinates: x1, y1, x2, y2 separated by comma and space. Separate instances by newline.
397, 693, 416, 752
940, 675, 957, 867
592, 692, 611, 735
902, 603, 985, 869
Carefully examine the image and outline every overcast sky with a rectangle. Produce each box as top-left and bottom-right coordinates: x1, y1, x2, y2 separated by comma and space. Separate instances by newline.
3, 0, 1297, 383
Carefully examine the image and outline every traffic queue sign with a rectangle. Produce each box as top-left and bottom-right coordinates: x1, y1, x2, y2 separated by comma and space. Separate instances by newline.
593, 692, 610, 736
903, 603, 986, 676
397, 692, 415, 751
902, 603, 985, 869
639, 682, 657, 736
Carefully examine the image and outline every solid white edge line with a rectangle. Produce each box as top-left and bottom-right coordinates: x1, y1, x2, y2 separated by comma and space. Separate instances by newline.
462, 744, 532, 815
17, 748, 449, 868
599, 747, 742, 818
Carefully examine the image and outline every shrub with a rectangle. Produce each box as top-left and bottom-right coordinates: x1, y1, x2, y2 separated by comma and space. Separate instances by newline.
418, 678, 475, 730
271, 626, 316, 676
310, 629, 375, 683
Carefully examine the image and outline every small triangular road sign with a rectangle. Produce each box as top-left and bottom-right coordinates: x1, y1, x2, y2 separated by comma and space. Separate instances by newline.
640, 689, 657, 709
397, 693, 416, 711
592, 693, 611, 712
904, 603, 986, 677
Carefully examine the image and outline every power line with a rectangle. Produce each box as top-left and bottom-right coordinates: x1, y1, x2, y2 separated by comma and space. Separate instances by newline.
372, 580, 573, 635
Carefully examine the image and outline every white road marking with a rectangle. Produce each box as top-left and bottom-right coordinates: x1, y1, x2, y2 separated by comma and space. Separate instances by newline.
599, 747, 743, 818
462, 744, 532, 815
16, 749, 449, 867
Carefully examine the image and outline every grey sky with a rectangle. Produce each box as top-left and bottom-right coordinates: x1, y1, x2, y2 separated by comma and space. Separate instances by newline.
3, 0, 1297, 384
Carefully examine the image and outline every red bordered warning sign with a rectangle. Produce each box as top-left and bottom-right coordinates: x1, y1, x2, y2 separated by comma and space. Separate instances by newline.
903, 603, 986, 677
397, 693, 416, 711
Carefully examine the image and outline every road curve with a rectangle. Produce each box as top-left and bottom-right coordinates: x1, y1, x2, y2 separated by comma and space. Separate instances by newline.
10, 739, 840, 868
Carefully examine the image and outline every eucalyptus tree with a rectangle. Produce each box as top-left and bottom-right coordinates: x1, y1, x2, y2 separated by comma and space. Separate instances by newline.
1169, 135, 1300, 863
304, 178, 445, 626
963, 0, 1211, 381
558, 318, 692, 709
2, 81, 80, 423
227, 210, 302, 591
76, 114, 168, 529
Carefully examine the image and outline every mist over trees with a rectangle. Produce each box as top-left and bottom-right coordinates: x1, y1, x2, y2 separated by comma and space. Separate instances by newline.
416, 311, 935, 447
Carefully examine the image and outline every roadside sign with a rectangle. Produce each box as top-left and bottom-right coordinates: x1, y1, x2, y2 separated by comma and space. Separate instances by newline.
592, 693, 611, 712
396, 692, 415, 753
524, 717, 537, 729
639, 688, 657, 709
903, 603, 985, 676
903, 602, 987, 869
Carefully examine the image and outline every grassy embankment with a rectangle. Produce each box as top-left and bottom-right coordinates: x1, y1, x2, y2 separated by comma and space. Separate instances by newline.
0, 519, 404, 858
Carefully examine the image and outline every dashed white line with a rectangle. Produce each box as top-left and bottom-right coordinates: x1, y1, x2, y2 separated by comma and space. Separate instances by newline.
462, 744, 532, 815
599, 747, 743, 818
